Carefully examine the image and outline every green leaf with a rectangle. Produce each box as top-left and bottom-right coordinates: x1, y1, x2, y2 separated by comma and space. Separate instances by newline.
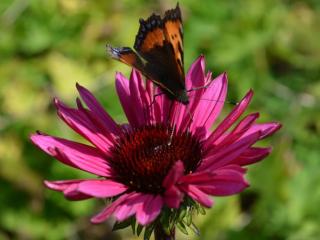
186, 211, 192, 226
177, 221, 188, 235
143, 224, 155, 240
112, 218, 133, 232
131, 218, 136, 234
178, 207, 187, 221
190, 222, 200, 236
137, 224, 144, 236
197, 205, 206, 215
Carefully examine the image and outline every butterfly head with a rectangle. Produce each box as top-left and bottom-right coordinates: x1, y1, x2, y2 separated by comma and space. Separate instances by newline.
176, 89, 189, 105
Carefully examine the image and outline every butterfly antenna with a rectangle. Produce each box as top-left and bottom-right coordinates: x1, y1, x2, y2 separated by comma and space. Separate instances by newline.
186, 79, 213, 92
187, 79, 237, 106
198, 97, 238, 105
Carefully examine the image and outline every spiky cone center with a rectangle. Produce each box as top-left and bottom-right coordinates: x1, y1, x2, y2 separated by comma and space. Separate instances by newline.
108, 124, 203, 194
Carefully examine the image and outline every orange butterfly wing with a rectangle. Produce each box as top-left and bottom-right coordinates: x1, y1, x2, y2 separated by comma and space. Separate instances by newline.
163, 4, 185, 84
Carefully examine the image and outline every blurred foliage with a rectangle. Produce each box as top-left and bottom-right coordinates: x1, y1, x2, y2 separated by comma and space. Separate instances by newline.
0, 0, 319, 239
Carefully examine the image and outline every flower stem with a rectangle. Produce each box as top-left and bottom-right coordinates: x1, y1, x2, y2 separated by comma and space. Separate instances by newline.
154, 224, 175, 240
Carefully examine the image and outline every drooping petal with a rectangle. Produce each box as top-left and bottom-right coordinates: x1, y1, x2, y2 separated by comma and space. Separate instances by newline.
76, 83, 120, 135
162, 161, 185, 208
180, 184, 213, 208
163, 185, 184, 209
54, 99, 113, 154
44, 180, 92, 200
205, 89, 254, 148
77, 180, 127, 198
162, 160, 184, 188
91, 192, 163, 225
91, 193, 134, 224
114, 193, 146, 222
198, 165, 249, 196
136, 194, 163, 225
31, 134, 112, 177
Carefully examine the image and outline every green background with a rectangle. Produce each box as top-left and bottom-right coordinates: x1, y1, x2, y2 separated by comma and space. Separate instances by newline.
0, 0, 319, 239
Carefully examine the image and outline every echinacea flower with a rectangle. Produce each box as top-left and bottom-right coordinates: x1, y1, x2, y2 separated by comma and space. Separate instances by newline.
31, 56, 281, 239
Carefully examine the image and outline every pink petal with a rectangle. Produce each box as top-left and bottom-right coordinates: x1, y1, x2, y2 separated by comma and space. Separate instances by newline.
162, 161, 185, 208
189, 73, 228, 132
115, 71, 153, 126
198, 165, 249, 196
199, 131, 261, 171
180, 184, 213, 208
76, 83, 120, 135
228, 112, 258, 137
179, 171, 214, 185
205, 89, 254, 148
31, 134, 112, 177
136, 195, 163, 225
187, 69, 212, 119
162, 160, 184, 188
232, 147, 272, 166
146, 78, 154, 100
170, 102, 188, 130
54, 99, 113, 154
155, 88, 172, 123
144, 80, 165, 124
91, 193, 133, 224
91, 192, 163, 225
243, 122, 282, 140
170, 56, 206, 129
214, 112, 259, 146
44, 180, 92, 200
163, 185, 184, 209
44, 179, 81, 191
115, 72, 140, 126
76, 98, 118, 141
150, 91, 162, 123
186, 55, 205, 90
129, 69, 153, 125
144, 80, 167, 124
114, 193, 146, 221
77, 180, 127, 198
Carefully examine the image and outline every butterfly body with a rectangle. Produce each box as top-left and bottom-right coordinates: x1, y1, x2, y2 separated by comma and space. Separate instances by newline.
107, 4, 189, 105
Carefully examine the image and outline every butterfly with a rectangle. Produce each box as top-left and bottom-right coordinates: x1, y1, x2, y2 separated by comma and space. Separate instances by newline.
107, 3, 189, 105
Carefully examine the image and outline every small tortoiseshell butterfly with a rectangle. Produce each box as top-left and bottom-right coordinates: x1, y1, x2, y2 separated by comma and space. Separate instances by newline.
107, 3, 189, 105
